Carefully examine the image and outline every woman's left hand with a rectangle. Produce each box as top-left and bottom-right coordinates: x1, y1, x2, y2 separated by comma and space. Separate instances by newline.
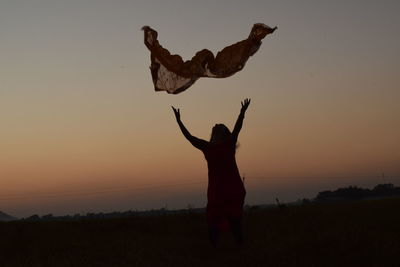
241, 98, 251, 113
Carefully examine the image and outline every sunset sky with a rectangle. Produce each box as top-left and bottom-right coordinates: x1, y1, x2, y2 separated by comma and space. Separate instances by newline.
1, 0, 399, 217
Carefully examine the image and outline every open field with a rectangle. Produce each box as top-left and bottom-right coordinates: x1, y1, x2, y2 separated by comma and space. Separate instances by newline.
1, 198, 400, 267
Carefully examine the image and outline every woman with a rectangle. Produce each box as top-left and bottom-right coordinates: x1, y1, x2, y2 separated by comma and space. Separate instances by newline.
172, 98, 250, 245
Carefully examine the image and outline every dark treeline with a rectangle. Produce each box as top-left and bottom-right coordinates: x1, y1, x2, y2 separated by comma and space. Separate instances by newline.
18, 183, 400, 222
315, 183, 400, 202
21, 207, 206, 222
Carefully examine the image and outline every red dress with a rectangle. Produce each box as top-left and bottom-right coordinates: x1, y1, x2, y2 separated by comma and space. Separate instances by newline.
202, 141, 246, 228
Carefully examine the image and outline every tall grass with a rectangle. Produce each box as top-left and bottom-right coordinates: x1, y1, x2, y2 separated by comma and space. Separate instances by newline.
1, 198, 399, 266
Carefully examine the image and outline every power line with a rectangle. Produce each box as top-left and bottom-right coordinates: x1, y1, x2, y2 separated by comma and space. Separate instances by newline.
0, 180, 204, 201
248, 175, 394, 180
1, 175, 398, 201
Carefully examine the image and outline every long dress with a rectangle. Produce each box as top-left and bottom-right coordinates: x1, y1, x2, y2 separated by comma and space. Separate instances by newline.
202, 141, 246, 229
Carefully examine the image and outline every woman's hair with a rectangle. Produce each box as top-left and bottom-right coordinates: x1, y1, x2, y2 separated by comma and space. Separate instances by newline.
210, 124, 232, 143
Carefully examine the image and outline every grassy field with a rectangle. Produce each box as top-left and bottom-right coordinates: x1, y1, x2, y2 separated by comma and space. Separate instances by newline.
1, 198, 400, 267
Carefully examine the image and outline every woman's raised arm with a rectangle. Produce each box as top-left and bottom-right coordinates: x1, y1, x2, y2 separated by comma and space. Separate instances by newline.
232, 98, 251, 144
172, 106, 208, 150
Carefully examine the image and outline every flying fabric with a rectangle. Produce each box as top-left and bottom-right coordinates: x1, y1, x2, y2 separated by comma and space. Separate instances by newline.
142, 23, 277, 94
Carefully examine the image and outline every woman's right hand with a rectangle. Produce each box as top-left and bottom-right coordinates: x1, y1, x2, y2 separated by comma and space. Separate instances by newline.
172, 106, 181, 121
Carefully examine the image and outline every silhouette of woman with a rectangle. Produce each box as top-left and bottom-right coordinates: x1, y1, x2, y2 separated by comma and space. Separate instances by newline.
172, 98, 250, 245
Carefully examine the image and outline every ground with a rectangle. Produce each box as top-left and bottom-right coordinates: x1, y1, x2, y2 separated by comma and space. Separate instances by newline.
1, 198, 399, 267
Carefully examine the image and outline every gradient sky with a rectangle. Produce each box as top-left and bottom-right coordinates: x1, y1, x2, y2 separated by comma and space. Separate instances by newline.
1, 0, 399, 217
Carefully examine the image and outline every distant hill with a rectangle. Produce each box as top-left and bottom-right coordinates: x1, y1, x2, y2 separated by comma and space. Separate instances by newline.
0, 211, 17, 221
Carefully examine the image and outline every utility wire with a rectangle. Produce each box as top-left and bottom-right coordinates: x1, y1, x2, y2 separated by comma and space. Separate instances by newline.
0, 175, 398, 201
0, 180, 204, 201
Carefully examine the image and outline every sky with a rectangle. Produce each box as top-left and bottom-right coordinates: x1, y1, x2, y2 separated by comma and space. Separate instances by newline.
1, 0, 399, 217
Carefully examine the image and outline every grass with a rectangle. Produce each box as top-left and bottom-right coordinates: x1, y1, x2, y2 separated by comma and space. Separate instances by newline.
1, 198, 400, 267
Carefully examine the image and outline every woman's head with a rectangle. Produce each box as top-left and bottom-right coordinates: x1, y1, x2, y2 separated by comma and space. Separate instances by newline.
210, 124, 231, 143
